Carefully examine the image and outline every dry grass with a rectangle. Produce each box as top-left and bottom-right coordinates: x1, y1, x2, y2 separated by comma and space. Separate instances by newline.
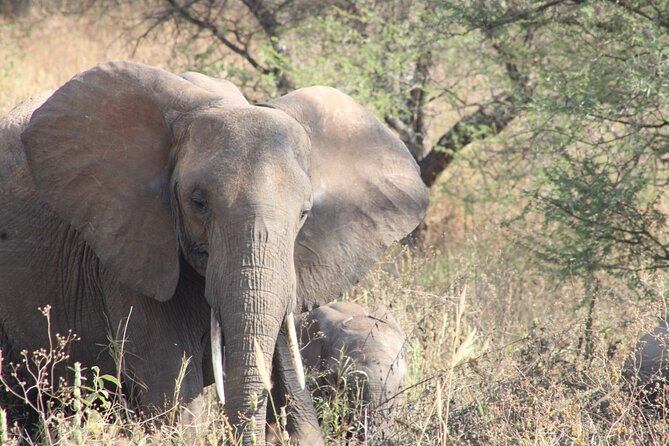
0, 6, 174, 114
346, 235, 667, 445
1, 6, 668, 445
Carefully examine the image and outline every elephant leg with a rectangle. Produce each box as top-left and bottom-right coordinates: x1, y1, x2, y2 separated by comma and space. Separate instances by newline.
269, 331, 324, 446
182, 392, 207, 443
124, 341, 205, 414
132, 355, 207, 442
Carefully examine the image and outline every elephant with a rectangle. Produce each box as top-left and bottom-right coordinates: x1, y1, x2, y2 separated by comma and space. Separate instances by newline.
624, 319, 669, 408
0, 60, 428, 444
295, 302, 407, 409
266, 302, 406, 443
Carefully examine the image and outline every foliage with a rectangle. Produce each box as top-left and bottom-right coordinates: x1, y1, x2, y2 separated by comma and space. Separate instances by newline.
526, 6, 669, 278
286, 3, 433, 120
286, 0, 669, 279
438, 1, 669, 278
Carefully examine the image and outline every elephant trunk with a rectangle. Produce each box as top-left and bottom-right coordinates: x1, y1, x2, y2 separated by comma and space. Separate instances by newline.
206, 222, 294, 444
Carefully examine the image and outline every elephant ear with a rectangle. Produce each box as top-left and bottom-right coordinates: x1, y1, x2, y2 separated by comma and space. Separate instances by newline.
269, 87, 429, 310
21, 61, 226, 301
179, 72, 248, 105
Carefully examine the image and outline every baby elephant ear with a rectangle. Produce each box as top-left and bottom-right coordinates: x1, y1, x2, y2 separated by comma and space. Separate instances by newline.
22, 61, 220, 301
269, 87, 429, 309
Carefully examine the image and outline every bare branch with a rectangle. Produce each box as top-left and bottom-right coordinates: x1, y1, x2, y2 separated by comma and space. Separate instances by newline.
419, 94, 523, 187
240, 0, 294, 92
165, 0, 269, 74
604, 0, 669, 30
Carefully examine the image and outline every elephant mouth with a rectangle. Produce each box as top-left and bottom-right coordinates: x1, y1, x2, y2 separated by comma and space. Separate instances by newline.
208, 309, 306, 407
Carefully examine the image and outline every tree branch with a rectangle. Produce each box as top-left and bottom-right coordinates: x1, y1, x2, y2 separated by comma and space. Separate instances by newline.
405, 50, 432, 159
419, 94, 523, 187
166, 0, 270, 74
604, 0, 669, 31
240, 0, 294, 92
416, 2, 536, 188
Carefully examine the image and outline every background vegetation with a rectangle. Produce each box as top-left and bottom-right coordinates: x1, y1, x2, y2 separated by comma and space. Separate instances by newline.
1, 0, 668, 444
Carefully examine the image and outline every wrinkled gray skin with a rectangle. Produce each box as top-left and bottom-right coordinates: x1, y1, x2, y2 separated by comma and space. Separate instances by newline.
295, 302, 406, 408
624, 320, 669, 407
0, 61, 428, 444
267, 302, 406, 444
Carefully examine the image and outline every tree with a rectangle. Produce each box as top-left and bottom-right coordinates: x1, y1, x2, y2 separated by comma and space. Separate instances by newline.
512, 0, 669, 277
439, 0, 669, 278
133, 0, 528, 182
130, 0, 356, 97
285, 0, 533, 185
287, 0, 669, 277
132, 0, 669, 278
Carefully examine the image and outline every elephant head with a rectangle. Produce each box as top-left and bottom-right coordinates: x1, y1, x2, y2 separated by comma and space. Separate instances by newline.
20, 61, 428, 442
297, 302, 407, 409
624, 319, 669, 408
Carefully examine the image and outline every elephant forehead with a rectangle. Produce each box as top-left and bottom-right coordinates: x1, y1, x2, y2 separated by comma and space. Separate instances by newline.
173, 107, 311, 203
180, 105, 310, 160
342, 317, 404, 341
322, 301, 369, 318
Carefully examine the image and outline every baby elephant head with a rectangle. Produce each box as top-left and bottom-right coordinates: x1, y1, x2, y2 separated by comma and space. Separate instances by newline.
296, 302, 407, 410
624, 320, 669, 409
21, 61, 427, 441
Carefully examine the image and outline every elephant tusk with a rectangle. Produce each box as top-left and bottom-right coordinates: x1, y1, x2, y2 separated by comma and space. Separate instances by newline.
211, 309, 226, 405
286, 312, 306, 390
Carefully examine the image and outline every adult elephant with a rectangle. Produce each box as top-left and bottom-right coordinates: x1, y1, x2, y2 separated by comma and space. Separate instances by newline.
0, 61, 428, 444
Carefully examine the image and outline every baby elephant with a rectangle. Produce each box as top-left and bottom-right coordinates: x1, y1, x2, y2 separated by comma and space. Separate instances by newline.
295, 301, 407, 410
624, 319, 669, 408
267, 302, 406, 444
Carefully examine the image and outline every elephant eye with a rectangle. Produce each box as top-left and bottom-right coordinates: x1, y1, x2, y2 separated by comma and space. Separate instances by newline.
191, 190, 208, 212
299, 208, 311, 224
299, 197, 313, 225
